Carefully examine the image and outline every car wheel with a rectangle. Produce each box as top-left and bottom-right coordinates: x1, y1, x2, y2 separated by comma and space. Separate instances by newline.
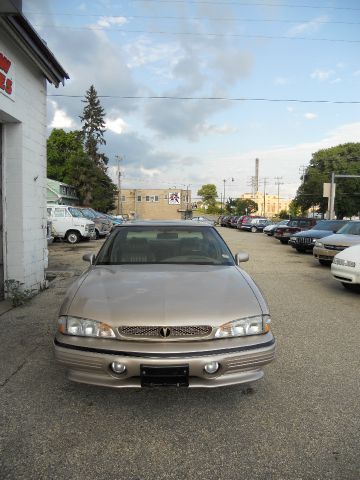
341, 282, 360, 293
95, 229, 100, 239
295, 247, 306, 253
251, 226, 257, 233
280, 239, 288, 244
319, 259, 331, 266
66, 230, 80, 244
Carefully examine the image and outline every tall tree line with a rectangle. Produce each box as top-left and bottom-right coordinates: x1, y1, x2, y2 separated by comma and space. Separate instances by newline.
47, 85, 116, 212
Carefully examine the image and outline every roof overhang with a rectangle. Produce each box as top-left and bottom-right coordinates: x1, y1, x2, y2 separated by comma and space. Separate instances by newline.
0, 12, 69, 87
0, 0, 22, 14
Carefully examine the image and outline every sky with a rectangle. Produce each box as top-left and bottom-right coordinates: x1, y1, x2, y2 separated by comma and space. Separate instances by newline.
23, 0, 360, 200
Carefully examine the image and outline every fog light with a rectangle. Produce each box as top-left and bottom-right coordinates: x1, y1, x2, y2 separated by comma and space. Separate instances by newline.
204, 361, 220, 374
111, 362, 126, 374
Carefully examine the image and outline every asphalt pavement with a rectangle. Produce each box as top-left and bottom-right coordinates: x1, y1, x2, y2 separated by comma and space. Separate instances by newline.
0, 230, 359, 480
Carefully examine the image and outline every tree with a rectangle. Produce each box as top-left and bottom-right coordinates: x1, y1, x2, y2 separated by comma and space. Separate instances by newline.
278, 209, 289, 219
197, 184, 218, 207
288, 200, 301, 217
225, 198, 258, 215
80, 85, 108, 171
47, 128, 116, 212
295, 143, 360, 218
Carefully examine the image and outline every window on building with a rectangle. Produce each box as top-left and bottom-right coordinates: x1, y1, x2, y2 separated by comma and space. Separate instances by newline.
145, 196, 150, 202
121, 195, 126, 202
137, 196, 142, 202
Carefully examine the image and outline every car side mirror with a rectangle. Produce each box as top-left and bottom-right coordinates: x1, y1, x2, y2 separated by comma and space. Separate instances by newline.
82, 253, 95, 264
235, 251, 249, 265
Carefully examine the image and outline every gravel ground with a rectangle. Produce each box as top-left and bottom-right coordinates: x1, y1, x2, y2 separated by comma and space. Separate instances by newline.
0, 230, 359, 480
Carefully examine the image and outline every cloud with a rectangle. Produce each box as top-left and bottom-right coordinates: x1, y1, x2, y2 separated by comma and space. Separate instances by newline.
201, 123, 238, 135
123, 36, 181, 70
310, 69, 335, 81
353, 70, 360, 77
105, 116, 128, 135
274, 77, 289, 85
330, 78, 342, 84
303, 112, 318, 120
287, 15, 329, 36
95, 16, 128, 28
49, 101, 76, 129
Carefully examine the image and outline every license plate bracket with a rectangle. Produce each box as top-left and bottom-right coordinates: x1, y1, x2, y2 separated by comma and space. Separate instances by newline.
140, 364, 189, 387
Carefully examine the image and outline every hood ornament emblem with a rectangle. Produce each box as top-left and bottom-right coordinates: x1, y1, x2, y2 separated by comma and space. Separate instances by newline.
159, 327, 171, 338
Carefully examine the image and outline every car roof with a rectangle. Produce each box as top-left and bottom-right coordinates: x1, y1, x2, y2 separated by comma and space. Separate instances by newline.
114, 220, 213, 227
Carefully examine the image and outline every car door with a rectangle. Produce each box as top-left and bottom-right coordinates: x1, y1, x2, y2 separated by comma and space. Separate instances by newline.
52, 207, 69, 236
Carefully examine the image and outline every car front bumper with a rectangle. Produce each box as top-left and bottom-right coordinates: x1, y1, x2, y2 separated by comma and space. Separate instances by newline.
54, 333, 276, 388
331, 263, 360, 285
313, 246, 337, 262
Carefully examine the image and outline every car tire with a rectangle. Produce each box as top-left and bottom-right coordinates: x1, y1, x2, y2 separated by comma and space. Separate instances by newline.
280, 239, 288, 244
66, 230, 80, 244
295, 247, 306, 253
319, 259, 331, 266
95, 229, 100, 239
341, 282, 360, 293
251, 226, 257, 233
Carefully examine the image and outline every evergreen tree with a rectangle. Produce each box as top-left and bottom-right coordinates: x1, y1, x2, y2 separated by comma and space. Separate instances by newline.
80, 85, 108, 171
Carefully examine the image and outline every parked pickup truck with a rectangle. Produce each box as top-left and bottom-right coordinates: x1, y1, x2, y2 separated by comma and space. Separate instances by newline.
47, 205, 95, 244
274, 218, 317, 244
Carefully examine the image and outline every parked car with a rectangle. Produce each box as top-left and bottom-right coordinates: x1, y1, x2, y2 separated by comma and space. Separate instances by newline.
288, 220, 348, 252
236, 215, 261, 230
78, 207, 112, 239
54, 221, 275, 388
313, 221, 360, 265
47, 205, 95, 244
263, 219, 289, 236
189, 216, 215, 226
331, 244, 360, 292
241, 218, 272, 233
220, 215, 231, 227
229, 216, 240, 228
274, 218, 317, 244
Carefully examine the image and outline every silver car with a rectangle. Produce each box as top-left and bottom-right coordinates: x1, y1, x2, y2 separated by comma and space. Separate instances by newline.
54, 221, 275, 388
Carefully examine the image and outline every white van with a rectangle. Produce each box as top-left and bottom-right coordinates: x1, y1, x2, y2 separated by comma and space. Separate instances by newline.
47, 205, 95, 244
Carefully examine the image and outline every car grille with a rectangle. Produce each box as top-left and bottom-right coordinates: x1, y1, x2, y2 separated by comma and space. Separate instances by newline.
88, 225, 95, 233
324, 244, 347, 251
118, 325, 212, 339
296, 237, 313, 244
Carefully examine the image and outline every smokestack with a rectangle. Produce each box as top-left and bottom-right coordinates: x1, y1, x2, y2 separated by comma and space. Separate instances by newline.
255, 158, 259, 194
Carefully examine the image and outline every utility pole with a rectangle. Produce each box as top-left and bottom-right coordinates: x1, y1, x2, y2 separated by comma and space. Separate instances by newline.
223, 179, 226, 212
299, 165, 307, 185
115, 155, 123, 215
274, 176, 284, 215
260, 178, 269, 217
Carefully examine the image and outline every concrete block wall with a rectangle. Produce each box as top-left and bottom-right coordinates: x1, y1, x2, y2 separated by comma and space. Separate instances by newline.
0, 31, 48, 291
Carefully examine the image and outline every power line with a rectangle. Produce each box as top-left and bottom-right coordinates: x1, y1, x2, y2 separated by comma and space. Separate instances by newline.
129, 0, 360, 11
32, 25, 360, 43
24, 12, 360, 27
48, 94, 360, 104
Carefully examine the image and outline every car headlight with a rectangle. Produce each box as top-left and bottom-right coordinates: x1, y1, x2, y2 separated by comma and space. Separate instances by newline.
315, 241, 324, 247
58, 316, 115, 338
85, 225, 89, 231
333, 258, 356, 267
290, 236, 297, 241
214, 315, 271, 338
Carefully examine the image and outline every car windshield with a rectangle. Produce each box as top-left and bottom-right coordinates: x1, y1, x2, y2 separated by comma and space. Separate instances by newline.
336, 222, 360, 235
311, 220, 347, 231
96, 226, 235, 265
81, 208, 96, 219
68, 207, 85, 218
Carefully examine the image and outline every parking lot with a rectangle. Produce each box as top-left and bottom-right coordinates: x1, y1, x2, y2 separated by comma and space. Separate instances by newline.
0, 229, 359, 479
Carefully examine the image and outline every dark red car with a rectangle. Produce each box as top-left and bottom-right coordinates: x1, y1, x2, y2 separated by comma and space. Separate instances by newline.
274, 218, 317, 244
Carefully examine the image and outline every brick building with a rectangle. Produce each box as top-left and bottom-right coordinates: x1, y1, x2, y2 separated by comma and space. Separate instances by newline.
115, 188, 192, 220
240, 192, 291, 217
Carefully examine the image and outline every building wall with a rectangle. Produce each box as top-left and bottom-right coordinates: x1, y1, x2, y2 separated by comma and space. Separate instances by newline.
0, 31, 48, 290
116, 189, 192, 220
240, 192, 291, 217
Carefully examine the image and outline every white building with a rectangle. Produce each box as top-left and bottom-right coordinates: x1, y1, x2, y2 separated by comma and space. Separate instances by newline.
0, 1, 68, 298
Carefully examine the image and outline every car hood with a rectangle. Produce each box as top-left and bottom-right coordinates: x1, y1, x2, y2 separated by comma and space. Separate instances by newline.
294, 229, 334, 239
64, 264, 265, 327
335, 244, 360, 261
319, 233, 360, 246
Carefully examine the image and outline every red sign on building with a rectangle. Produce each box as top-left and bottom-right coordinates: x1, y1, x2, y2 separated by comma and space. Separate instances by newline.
0, 51, 14, 99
